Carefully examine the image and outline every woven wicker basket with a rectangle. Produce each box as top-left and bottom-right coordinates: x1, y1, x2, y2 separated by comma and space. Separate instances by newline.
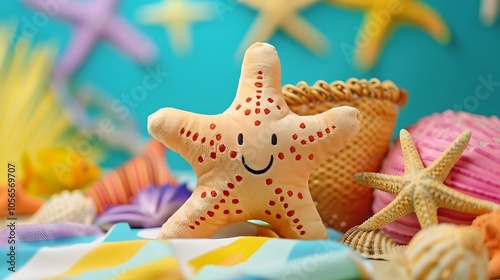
282, 78, 408, 232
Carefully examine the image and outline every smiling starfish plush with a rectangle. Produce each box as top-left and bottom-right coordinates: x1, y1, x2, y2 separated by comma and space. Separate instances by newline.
148, 43, 361, 239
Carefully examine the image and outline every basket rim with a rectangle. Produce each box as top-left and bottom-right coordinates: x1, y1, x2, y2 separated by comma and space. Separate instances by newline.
282, 78, 408, 107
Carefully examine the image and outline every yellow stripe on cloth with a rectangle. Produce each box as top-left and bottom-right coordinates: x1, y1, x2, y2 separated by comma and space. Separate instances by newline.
188, 237, 269, 274
47, 240, 149, 279
116, 257, 184, 280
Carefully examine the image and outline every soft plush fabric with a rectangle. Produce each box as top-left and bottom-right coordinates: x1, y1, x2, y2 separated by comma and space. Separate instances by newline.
0, 223, 372, 279
148, 43, 361, 239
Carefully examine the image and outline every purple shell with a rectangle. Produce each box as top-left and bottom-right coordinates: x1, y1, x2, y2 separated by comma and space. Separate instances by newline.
94, 183, 191, 228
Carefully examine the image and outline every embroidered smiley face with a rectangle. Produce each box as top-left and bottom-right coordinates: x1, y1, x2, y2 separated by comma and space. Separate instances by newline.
238, 133, 278, 175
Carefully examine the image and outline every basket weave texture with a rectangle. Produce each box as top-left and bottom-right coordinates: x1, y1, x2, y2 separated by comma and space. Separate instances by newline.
283, 78, 408, 232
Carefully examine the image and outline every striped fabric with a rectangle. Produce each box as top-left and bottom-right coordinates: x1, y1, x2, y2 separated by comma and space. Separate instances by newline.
86, 140, 176, 213
0, 223, 372, 280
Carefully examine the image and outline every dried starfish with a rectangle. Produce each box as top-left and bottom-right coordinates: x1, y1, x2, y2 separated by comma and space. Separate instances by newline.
148, 42, 361, 239
355, 129, 500, 231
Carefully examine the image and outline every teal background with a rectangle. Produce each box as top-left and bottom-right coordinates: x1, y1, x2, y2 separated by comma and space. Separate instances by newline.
2, 0, 499, 171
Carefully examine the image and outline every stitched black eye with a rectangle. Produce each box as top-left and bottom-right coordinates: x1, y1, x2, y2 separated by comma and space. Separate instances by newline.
271, 134, 277, 145
238, 133, 243, 145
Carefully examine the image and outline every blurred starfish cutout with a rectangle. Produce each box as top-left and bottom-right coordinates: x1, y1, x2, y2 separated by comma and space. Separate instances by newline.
237, 0, 329, 57
138, 0, 214, 54
329, 0, 450, 69
480, 0, 499, 26
24, 0, 157, 80
355, 129, 500, 231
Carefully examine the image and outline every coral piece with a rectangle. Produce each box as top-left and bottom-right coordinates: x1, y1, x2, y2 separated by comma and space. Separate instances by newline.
326, 0, 449, 69
356, 129, 500, 232
403, 224, 489, 280
86, 140, 177, 214
373, 111, 500, 244
339, 226, 405, 260
471, 210, 500, 279
95, 183, 191, 229
0, 182, 43, 217
28, 190, 96, 224
148, 42, 361, 239
237, 0, 328, 56
283, 78, 407, 232
138, 0, 214, 54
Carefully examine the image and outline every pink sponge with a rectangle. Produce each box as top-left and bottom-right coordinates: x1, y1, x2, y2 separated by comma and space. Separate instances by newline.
373, 110, 500, 244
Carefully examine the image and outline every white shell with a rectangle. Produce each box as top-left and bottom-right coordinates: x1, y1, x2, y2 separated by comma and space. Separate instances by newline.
403, 224, 489, 280
27, 190, 96, 224
340, 226, 406, 260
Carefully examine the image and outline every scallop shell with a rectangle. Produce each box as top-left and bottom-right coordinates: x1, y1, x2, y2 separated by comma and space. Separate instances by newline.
373, 111, 500, 244
339, 226, 406, 260
471, 210, 500, 279
403, 224, 489, 280
27, 190, 96, 224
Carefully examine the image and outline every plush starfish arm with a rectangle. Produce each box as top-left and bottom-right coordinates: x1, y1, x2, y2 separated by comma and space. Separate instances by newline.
359, 195, 412, 231
355, 10, 391, 69
480, 0, 499, 26
324, 0, 372, 9
282, 16, 328, 54
236, 16, 279, 57
435, 184, 500, 214
399, 129, 425, 172
148, 108, 210, 161
354, 172, 402, 195
158, 187, 247, 239
427, 130, 471, 182
23, 0, 86, 21
401, 2, 450, 43
297, 106, 361, 164
104, 18, 157, 63
53, 29, 98, 79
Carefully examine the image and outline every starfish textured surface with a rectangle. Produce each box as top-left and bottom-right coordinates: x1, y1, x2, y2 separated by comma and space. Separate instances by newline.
237, 0, 329, 56
138, 0, 214, 54
480, 0, 499, 26
329, 0, 450, 69
355, 129, 500, 231
24, 0, 157, 80
148, 43, 361, 239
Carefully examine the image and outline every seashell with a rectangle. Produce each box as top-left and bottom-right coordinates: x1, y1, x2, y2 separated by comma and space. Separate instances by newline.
403, 224, 489, 280
373, 111, 500, 244
339, 226, 406, 260
471, 210, 500, 279
27, 190, 96, 224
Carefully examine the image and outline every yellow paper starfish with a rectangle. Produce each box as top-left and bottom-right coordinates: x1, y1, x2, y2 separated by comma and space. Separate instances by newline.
355, 129, 500, 231
237, 0, 328, 56
329, 0, 450, 69
138, 0, 214, 54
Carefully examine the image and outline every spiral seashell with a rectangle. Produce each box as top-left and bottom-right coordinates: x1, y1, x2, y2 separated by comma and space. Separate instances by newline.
27, 190, 96, 224
403, 224, 489, 280
339, 226, 406, 260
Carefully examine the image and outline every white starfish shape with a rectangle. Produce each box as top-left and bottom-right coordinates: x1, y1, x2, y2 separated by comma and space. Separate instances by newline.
480, 0, 499, 26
